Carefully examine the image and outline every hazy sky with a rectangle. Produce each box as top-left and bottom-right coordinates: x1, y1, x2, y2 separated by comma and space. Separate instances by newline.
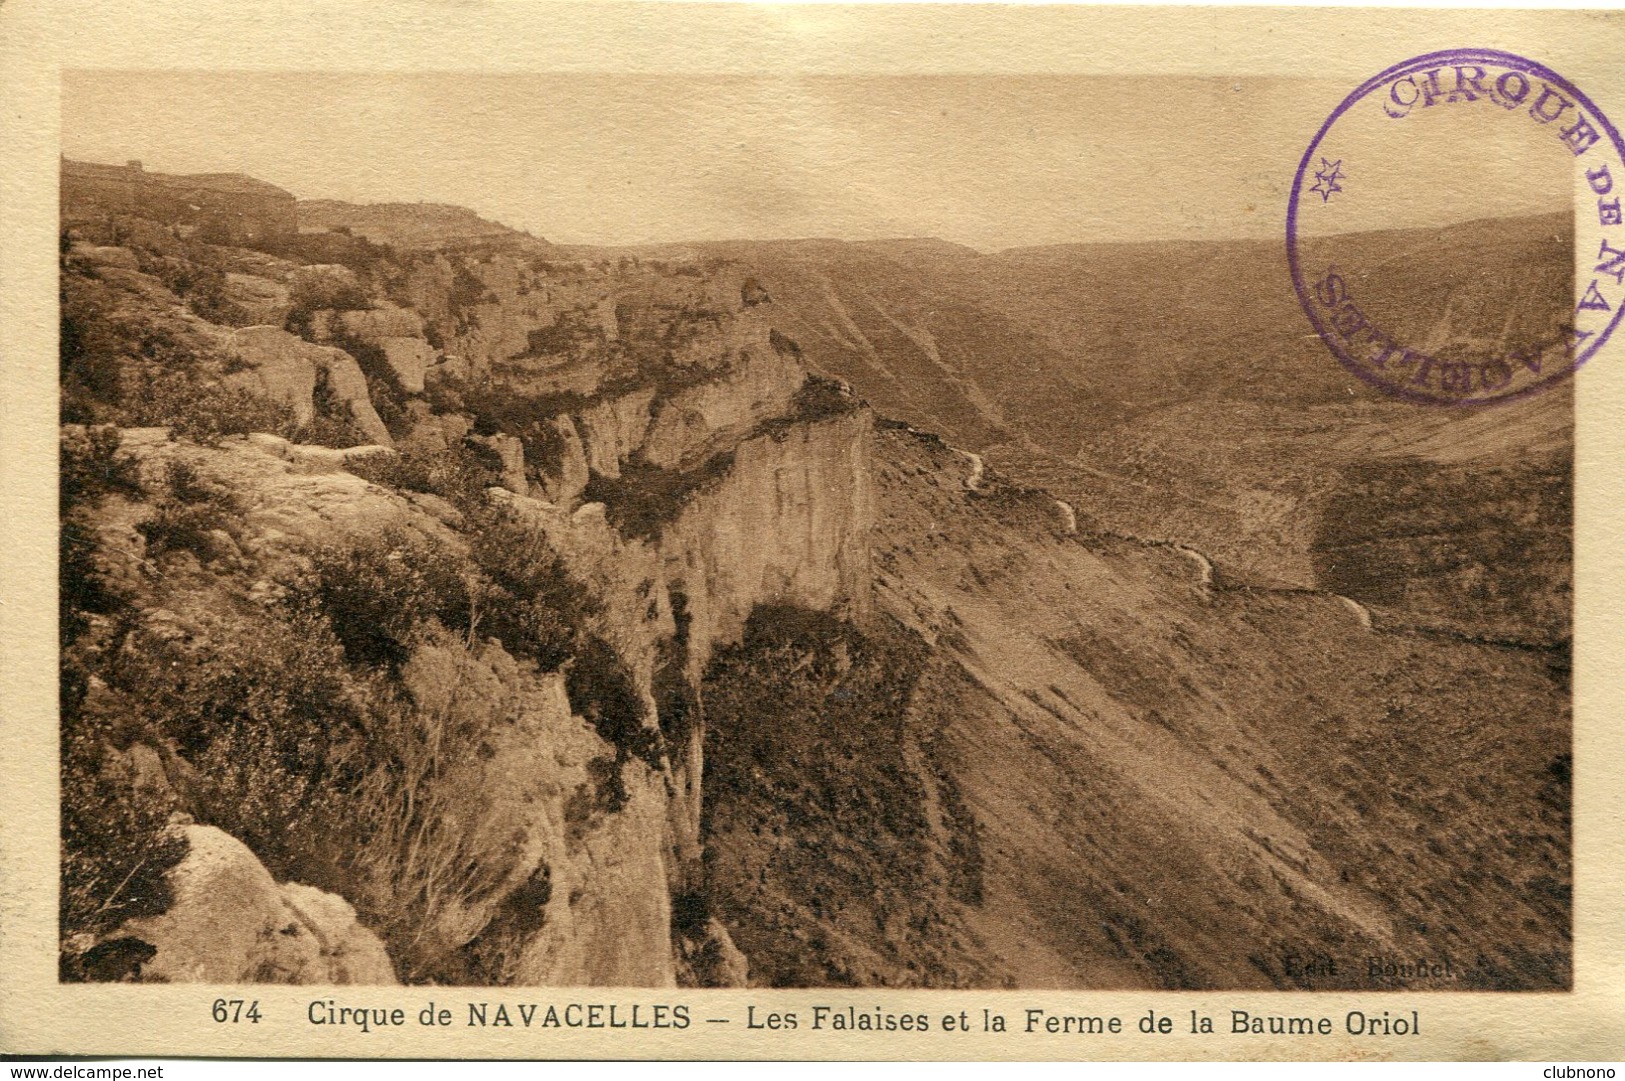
62, 72, 1569, 251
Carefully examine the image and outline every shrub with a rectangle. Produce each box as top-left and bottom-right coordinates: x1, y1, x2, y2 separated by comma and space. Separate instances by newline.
292, 367, 369, 449
61, 425, 142, 514
467, 508, 597, 670
698, 607, 957, 987
146, 250, 255, 327
565, 636, 660, 810
136, 460, 238, 560
790, 373, 861, 422
104, 609, 368, 887
520, 309, 602, 358
453, 862, 553, 985
581, 452, 735, 543
60, 520, 128, 650
60, 277, 132, 423
123, 368, 298, 446
305, 529, 471, 671
423, 369, 463, 416
447, 264, 495, 330
347, 442, 498, 512
60, 698, 189, 978
452, 375, 594, 483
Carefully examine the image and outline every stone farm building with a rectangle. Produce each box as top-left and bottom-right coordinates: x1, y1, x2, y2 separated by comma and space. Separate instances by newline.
61, 158, 298, 244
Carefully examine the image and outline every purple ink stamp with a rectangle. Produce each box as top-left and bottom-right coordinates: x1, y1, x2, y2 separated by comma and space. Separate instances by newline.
1288, 49, 1625, 405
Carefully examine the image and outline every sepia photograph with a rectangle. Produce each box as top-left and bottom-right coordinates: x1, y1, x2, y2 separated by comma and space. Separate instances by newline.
50, 59, 1586, 994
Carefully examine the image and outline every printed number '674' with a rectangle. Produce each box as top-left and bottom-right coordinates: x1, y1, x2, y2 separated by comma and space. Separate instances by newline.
212, 999, 262, 1024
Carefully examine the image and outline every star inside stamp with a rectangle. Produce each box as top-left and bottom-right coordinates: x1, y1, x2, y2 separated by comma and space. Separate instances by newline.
1288, 49, 1625, 406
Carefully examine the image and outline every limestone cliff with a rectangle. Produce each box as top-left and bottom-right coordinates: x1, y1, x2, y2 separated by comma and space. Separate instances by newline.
59, 207, 873, 987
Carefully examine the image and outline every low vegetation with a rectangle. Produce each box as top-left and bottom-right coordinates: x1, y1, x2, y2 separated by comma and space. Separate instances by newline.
581, 452, 736, 543
698, 605, 982, 987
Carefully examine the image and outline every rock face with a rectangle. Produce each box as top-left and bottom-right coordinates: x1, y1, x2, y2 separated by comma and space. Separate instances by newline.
379, 337, 434, 394
336, 304, 423, 341
120, 825, 396, 984
474, 402, 876, 983
535, 416, 589, 505
227, 325, 393, 447
222, 273, 291, 326
666, 409, 874, 658
474, 432, 528, 494
575, 388, 656, 478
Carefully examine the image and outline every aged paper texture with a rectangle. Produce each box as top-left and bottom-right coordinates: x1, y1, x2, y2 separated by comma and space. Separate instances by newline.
3, 0, 1624, 1062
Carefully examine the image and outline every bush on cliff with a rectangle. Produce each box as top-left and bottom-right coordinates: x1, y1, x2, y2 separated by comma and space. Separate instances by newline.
126, 369, 300, 447
346, 441, 498, 511
467, 507, 599, 671
307, 528, 472, 671
582, 451, 736, 543
438, 373, 590, 478
60, 276, 130, 424
136, 460, 240, 561
59, 696, 189, 980
565, 635, 660, 812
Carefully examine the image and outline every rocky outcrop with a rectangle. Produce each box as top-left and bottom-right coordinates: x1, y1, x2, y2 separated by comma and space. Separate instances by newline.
665, 408, 874, 662
575, 389, 656, 478
474, 432, 528, 494
335, 304, 423, 341
291, 263, 360, 298
639, 317, 804, 470
68, 243, 140, 270
119, 824, 396, 984
61, 207, 885, 990
535, 416, 589, 505
379, 337, 434, 394
226, 325, 393, 447
222, 273, 291, 326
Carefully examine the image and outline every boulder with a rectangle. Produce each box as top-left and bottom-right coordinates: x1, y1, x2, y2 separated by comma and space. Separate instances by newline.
320, 349, 394, 447
285, 442, 396, 473
227, 326, 393, 447
432, 354, 473, 382
222, 273, 291, 327
225, 326, 318, 424
118, 824, 397, 984
70, 244, 140, 270
279, 883, 399, 985
291, 263, 361, 295
379, 336, 434, 394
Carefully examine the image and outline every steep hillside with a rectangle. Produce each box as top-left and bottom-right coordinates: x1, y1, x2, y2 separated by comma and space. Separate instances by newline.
688, 427, 1568, 989
57, 187, 1569, 992
911, 430, 1564, 988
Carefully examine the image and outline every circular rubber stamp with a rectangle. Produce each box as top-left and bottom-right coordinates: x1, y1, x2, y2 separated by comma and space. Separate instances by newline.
1288, 49, 1625, 405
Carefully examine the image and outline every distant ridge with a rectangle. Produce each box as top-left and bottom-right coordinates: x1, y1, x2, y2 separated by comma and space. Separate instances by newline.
297, 198, 552, 252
